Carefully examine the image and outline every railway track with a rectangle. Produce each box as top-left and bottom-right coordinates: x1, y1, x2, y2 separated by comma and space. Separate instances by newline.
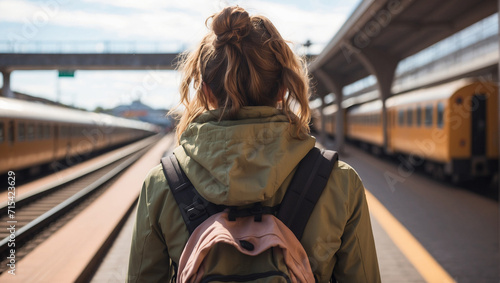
0, 136, 160, 273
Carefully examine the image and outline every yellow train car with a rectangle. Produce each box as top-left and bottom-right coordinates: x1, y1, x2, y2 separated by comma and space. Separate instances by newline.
346, 100, 384, 150
0, 97, 158, 175
386, 79, 498, 181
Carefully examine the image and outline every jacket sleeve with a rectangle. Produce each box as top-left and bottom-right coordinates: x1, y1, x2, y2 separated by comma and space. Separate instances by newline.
127, 172, 173, 283
333, 169, 381, 283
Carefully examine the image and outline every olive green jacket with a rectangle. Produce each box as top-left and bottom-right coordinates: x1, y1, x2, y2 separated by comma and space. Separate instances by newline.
127, 107, 381, 283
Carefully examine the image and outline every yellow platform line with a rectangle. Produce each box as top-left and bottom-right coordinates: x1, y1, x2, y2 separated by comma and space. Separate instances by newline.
365, 189, 456, 283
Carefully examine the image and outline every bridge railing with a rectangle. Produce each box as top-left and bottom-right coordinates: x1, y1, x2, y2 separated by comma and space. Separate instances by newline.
0, 41, 186, 54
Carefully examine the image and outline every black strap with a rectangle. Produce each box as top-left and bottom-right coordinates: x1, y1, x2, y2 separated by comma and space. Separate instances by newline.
277, 147, 338, 240
161, 147, 338, 240
160, 154, 223, 235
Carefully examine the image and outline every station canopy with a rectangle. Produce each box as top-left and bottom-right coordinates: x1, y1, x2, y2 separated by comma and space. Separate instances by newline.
309, 0, 497, 97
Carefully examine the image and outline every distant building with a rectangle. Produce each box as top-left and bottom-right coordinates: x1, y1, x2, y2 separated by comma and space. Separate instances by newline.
112, 100, 173, 129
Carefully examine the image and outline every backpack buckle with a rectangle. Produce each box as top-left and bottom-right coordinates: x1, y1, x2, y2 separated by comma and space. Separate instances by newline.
185, 202, 207, 221
228, 207, 238, 221
251, 203, 263, 222
227, 203, 267, 222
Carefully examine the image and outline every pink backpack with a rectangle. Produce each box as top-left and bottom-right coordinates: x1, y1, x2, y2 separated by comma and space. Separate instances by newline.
161, 148, 338, 282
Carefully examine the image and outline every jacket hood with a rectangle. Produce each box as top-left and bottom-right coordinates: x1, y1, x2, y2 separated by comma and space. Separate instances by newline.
173, 106, 315, 206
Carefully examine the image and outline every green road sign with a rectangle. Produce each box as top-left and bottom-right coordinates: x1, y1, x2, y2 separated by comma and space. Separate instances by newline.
58, 70, 75, 77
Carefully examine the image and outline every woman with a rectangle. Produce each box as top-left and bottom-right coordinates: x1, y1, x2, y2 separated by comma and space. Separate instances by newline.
128, 6, 380, 282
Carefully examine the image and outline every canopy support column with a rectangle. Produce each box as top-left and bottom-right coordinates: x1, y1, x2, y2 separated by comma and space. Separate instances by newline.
349, 47, 399, 152
2, 70, 13, 98
314, 69, 346, 153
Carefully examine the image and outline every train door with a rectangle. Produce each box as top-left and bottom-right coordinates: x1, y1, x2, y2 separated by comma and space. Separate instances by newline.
8, 121, 14, 146
471, 94, 486, 156
470, 94, 487, 176
385, 108, 393, 152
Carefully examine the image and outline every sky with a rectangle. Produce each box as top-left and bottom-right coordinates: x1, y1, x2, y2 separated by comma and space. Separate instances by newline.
0, 0, 361, 111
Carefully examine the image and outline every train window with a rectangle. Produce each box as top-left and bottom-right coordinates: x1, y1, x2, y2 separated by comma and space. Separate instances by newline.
437, 102, 444, 128
18, 123, 25, 141
425, 105, 433, 127
37, 124, 43, 140
8, 121, 14, 144
398, 110, 405, 126
416, 106, 422, 127
61, 126, 67, 137
407, 109, 413, 126
27, 124, 35, 141
53, 125, 58, 139
44, 125, 50, 139
0, 122, 4, 143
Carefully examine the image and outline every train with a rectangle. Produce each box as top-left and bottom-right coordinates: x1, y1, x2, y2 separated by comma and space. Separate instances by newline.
0, 97, 159, 175
312, 78, 499, 183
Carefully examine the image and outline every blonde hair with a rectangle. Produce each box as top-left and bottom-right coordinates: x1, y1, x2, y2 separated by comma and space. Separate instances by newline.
172, 6, 310, 141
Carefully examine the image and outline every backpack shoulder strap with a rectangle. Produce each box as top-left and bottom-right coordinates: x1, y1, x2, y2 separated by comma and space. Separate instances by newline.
277, 147, 338, 241
160, 154, 222, 235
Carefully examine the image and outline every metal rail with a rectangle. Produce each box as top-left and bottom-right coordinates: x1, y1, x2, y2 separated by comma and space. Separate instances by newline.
0, 136, 158, 260
0, 135, 158, 214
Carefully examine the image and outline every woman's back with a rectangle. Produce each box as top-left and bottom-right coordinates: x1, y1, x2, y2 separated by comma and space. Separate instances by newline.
127, 6, 380, 282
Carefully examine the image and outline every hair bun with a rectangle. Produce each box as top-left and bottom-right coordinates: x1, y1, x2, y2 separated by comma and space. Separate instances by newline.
211, 6, 251, 47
